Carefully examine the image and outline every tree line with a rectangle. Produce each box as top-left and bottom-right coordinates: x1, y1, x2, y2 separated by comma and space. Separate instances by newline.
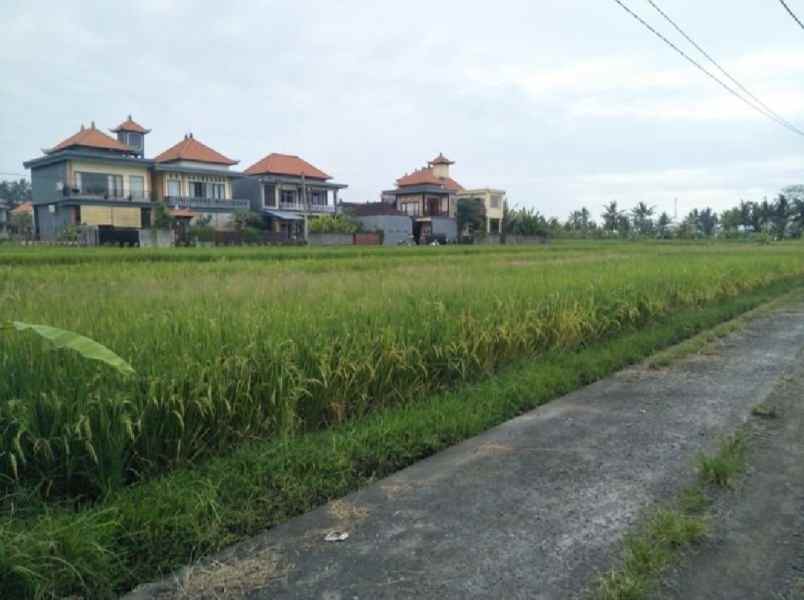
504, 185, 804, 240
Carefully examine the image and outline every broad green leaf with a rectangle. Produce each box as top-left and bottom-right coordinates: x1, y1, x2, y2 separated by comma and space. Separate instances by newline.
6, 321, 135, 376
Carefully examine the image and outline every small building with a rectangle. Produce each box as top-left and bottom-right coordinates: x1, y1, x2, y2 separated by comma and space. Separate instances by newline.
235, 153, 348, 238
455, 188, 506, 234
339, 202, 412, 246
383, 154, 463, 243
152, 133, 247, 230
23, 120, 154, 242
0, 200, 9, 235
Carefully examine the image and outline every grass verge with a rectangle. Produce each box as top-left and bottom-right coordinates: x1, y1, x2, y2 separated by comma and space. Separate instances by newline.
1, 277, 800, 599
594, 433, 750, 600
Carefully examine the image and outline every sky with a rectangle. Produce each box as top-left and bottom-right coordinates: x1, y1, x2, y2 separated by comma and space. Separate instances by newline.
2, 0, 804, 221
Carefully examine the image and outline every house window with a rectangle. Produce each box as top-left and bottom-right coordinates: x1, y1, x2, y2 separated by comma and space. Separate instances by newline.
191, 181, 206, 198
129, 175, 145, 200
490, 195, 501, 209
76, 172, 106, 195
167, 179, 180, 197
310, 190, 326, 206
280, 189, 296, 205
211, 183, 225, 199
108, 175, 124, 197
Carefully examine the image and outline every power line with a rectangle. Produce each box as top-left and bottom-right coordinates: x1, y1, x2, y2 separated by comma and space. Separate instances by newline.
611, 0, 804, 138
779, 0, 804, 31
646, 0, 804, 136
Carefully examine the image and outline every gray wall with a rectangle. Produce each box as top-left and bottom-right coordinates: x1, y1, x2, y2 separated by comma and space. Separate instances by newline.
31, 162, 67, 205
139, 229, 175, 248
233, 177, 263, 212
357, 215, 412, 245
431, 217, 457, 242
35, 204, 71, 241
308, 232, 353, 246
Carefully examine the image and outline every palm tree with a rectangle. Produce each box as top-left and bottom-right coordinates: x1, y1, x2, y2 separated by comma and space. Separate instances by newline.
602, 201, 622, 232
656, 212, 672, 239
630, 202, 656, 236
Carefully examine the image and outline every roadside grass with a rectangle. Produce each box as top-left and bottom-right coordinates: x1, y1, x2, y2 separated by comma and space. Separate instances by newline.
1, 276, 799, 599
645, 287, 804, 370
697, 433, 748, 489
594, 432, 752, 599
751, 403, 780, 419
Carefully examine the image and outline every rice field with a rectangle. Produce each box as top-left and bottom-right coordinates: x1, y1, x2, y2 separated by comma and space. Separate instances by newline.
4, 241, 804, 598
2, 241, 804, 503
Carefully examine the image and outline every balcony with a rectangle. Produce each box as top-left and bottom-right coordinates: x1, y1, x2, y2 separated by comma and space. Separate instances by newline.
165, 196, 250, 211
273, 201, 335, 213
63, 183, 150, 203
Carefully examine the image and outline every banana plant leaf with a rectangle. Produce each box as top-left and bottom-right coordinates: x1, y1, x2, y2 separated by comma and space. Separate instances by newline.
3, 321, 135, 376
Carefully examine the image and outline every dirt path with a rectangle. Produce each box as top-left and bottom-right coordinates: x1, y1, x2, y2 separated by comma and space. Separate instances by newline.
127, 302, 804, 600
661, 364, 804, 600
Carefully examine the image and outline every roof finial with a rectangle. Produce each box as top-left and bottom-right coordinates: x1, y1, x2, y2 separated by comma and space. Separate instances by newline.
128, 114, 132, 120
91, 121, 96, 129
189, 132, 193, 139
80, 123, 85, 131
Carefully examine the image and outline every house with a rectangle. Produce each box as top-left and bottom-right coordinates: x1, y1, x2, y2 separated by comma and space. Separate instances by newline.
152, 133, 248, 230
23, 120, 154, 242
235, 153, 348, 238
24, 118, 249, 241
383, 154, 463, 243
339, 202, 412, 245
455, 188, 506, 234
0, 200, 9, 235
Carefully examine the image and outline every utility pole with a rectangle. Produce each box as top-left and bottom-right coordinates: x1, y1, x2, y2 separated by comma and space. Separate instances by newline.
301, 172, 309, 242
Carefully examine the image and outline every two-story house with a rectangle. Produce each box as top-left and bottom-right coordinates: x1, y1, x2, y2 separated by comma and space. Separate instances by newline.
384, 154, 464, 243
23, 120, 154, 241
235, 153, 348, 238
455, 188, 507, 234
152, 133, 248, 229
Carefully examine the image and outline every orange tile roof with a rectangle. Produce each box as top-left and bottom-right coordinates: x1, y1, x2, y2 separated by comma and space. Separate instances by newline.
111, 115, 150, 134
396, 167, 463, 192
10, 202, 33, 215
244, 153, 331, 179
429, 153, 454, 166
154, 134, 238, 166
48, 123, 133, 153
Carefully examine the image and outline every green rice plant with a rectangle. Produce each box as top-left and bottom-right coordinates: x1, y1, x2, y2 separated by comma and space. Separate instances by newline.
1, 242, 804, 502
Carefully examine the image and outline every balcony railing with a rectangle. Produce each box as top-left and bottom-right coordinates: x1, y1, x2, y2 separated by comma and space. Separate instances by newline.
165, 196, 250, 211
270, 201, 335, 213
64, 184, 150, 203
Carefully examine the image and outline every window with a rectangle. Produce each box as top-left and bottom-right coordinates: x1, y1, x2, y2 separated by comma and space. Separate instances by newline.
167, 179, 180, 197
490, 195, 501, 209
129, 175, 145, 200
191, 181, 206, 198
310, 190, 326, 206
108, 175, 124, 197
280, 189, 296, 205
76, 172, 104, 195
211, 183, 225, 199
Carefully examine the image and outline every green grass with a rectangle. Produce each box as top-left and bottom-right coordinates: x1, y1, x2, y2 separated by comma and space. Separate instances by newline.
1, 268, 800, 599
698, 433, 748, 488
594, 429, 753, 599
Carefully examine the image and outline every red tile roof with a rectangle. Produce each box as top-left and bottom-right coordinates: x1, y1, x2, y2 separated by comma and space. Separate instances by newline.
244, 153, 331, 179
111, 115, 150, 134
396, 167, 463, 192
429, 153, 454, 166
48, 123, 133, 153
10, 202, 33, 215
154, 134, 238, 166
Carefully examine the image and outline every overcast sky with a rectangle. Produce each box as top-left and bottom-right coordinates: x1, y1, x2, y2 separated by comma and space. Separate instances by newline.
2, 0, 804, 220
